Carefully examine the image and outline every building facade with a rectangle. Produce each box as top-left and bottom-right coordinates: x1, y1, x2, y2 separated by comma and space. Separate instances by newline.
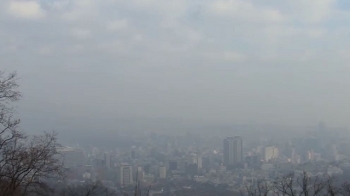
223, 136, 243, 166
119, 164, 133, 186
264, 146, 279, 162
159, 166, 166, 178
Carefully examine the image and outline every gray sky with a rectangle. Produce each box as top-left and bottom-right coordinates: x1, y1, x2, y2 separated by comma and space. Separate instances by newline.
1, 0, 350, 132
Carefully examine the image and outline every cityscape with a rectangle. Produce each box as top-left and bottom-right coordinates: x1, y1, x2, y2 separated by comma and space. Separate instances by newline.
2, 0, 350, 195
57, 122, 350, 195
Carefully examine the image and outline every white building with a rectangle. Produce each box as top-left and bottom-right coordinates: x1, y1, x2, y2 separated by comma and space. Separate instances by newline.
307, 150, 315, 161
119, 164, 133, 186
264, 146, 279, 162
83, 172, 91, 180
159, 166, 166, 178
136, 166, 144, 181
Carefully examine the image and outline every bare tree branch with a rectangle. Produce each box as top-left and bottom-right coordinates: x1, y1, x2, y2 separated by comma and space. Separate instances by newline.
0, 72, 63, 196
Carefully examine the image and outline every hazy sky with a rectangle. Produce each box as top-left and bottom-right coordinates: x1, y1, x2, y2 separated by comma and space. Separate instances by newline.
1, 0, 350, 132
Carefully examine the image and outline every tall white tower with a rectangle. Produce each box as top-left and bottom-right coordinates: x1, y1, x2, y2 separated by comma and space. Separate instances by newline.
159, 166, 166, 179
120, 164, 133, 186
264, 146, 279, 162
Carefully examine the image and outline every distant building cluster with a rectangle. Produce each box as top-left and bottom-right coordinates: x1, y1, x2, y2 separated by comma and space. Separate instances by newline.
59, 122, 350, 194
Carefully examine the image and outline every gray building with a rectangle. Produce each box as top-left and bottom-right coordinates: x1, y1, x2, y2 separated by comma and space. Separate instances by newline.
223, 136, 243, 166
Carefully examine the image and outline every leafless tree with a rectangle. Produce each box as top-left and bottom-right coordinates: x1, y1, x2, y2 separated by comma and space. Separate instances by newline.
0, 71, 63, 196
58, 181, 117, 196
58, 181, 151, 196
340, 182, 350, 196
244, 172, 341, 196
242, 179, 272, 196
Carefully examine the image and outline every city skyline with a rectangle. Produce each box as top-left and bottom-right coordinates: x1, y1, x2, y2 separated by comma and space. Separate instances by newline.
1, 0, 350, 195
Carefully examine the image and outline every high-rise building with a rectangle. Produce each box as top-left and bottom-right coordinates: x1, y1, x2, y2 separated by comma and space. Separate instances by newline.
92, 147, 99, 156
169, 160, 177, 171
143, 164, 151, 174
104, 152, 111, 169
159, 166, 166, 178
57, 147, 85, 168
223, 136, 243, 166
307, 150, 315, 161
189, 155, 203, 169
197, 156, 202, 169
264, 146, 279, 162
186, 163, 198, 176
136, 166, 144, 181
119, 164, 133, 186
